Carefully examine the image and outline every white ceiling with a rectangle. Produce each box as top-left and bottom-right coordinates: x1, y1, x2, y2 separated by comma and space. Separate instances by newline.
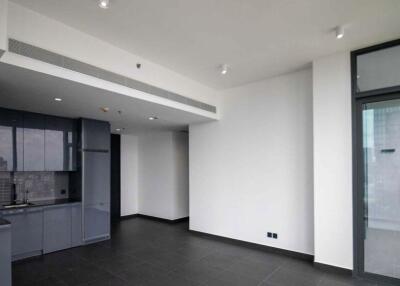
0, 63, 213, 134
10, 0, 400, 89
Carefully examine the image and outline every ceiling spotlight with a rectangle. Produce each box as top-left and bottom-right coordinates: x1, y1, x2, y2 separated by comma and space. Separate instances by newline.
54, 98, 62, 102
100, 107, 110, 113
220, 64, 229, 75
335, 26, 344, 39
148, 116, 158, 121
115, 128, 121, 132
98, 0, 109, 9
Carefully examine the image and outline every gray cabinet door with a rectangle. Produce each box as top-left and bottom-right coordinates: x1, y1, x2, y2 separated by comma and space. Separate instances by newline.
0, 225, 11, 286
25, 208, 44, 253
83, 203, 110, 242
23, 113, 45, 171
71, 203, 82, 247
1, 208, 43, 258
45, 116, 77, 171
81, 119, 110, 151
43, 205, 72, 254
1, 209, 25, 256
0, 108, 24, 171
83, 151, 110, 205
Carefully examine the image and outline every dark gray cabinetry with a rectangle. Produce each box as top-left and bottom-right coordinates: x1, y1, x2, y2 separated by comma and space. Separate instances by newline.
1, 207, 43, 260
0, 108, 23, 171
43, 203, 82, 253
43, 205, 72, 253
80, 119, 110, 243
0, 202, 82, 260
45, 116, 77, 171
23, 112, 45, 171
81, 119, 110, 151
83, 151, 110, 205
0, 108, 77, 171
71, 203, 82, 247
0, 220, 11, 286
84, 203, 110, 242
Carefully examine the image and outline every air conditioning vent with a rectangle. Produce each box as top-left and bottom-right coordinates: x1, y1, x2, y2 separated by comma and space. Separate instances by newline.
8, 38, 217, 113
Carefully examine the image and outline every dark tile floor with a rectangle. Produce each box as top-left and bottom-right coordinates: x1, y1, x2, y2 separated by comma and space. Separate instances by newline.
12, 217, 389, 286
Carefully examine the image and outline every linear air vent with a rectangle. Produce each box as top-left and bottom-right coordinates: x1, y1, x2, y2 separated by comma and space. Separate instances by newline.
8, 39, 216, 113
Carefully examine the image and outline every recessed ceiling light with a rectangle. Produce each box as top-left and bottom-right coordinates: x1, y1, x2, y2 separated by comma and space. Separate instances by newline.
115, 128, 121, 132
54, 98, 62, 102
220, 64, 229, 75
335, 26, 344, 39
98, 0, 109, 9
100, 107, 110, 113
148, 116, 158, 121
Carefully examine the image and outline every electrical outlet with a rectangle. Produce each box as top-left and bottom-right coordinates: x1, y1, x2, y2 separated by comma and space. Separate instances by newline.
267, 232, 272, 238
273, 233, 278, 239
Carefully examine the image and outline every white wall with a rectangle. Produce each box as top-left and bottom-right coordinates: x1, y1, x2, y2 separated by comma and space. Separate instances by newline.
313, 52, 353, 269
138, 131, 189, 220
189, 69, 314, 255
121, 134, 139, 216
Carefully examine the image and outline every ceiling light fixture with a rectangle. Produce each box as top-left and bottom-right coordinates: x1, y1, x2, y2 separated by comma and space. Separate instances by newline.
335, 26, 344, 39
220, 64, 229, 75
98, 0, 109, 9
54, 97, 62, 102
148, 116, 158, 121
115, 128, 121, 132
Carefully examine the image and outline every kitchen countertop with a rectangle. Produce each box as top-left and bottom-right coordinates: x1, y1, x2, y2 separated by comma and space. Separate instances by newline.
0, 198, 81, 211
0, 218, 11, 227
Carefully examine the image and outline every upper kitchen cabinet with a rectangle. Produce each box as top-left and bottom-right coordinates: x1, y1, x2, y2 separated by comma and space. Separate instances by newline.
0, 108, 23, 171
45, 116, 77, 171
81, 119, 110, 151
23, 112, 45, 171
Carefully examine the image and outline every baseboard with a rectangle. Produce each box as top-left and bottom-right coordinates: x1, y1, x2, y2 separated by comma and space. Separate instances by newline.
189, 229, 314, 262
120, 213, 189, 223
120, 214, 139, 220
313, 262, 353, 275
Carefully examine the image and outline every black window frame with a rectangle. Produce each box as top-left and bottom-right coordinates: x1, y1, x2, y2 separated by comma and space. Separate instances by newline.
351, 38, 400, 285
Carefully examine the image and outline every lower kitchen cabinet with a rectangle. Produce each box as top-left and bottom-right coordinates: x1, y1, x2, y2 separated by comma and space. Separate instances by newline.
43, 203, 83, 253
43, 205, 72, 254
0, 202, 83, 260
0, 220, 11, 286
1, 207, 43, 260
71, 203, 82, 247
84, 203, 110, 243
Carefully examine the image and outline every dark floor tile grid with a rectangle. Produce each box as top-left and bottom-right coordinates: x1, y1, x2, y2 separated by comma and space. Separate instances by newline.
11, 217, 393, 286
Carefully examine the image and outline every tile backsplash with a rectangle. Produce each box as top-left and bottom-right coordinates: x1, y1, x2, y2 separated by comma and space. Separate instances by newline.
0, 172, 70, 204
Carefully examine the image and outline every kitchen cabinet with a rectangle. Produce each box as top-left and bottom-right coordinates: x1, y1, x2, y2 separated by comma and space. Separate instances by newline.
83, 151, 110, 205
1, 207, 43, 260
45, 116, 77, 171
81, 119, 110, 151
80, 119, 110, 243
0, 203, 83, 260
84, 203, 110, 242
0, 219, 11, 286
23, 112, 45, 171
43, 205, 72, 253
0, 108, 78, 171
0, 108, 23, 171
71, 203, 82, 247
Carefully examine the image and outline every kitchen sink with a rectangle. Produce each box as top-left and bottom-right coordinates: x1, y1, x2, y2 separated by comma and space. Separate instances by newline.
3, 203, 34, 209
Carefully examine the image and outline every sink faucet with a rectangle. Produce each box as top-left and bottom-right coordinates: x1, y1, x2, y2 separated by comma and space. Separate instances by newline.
23, 190, 29, 204
11, 183, 17, 205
